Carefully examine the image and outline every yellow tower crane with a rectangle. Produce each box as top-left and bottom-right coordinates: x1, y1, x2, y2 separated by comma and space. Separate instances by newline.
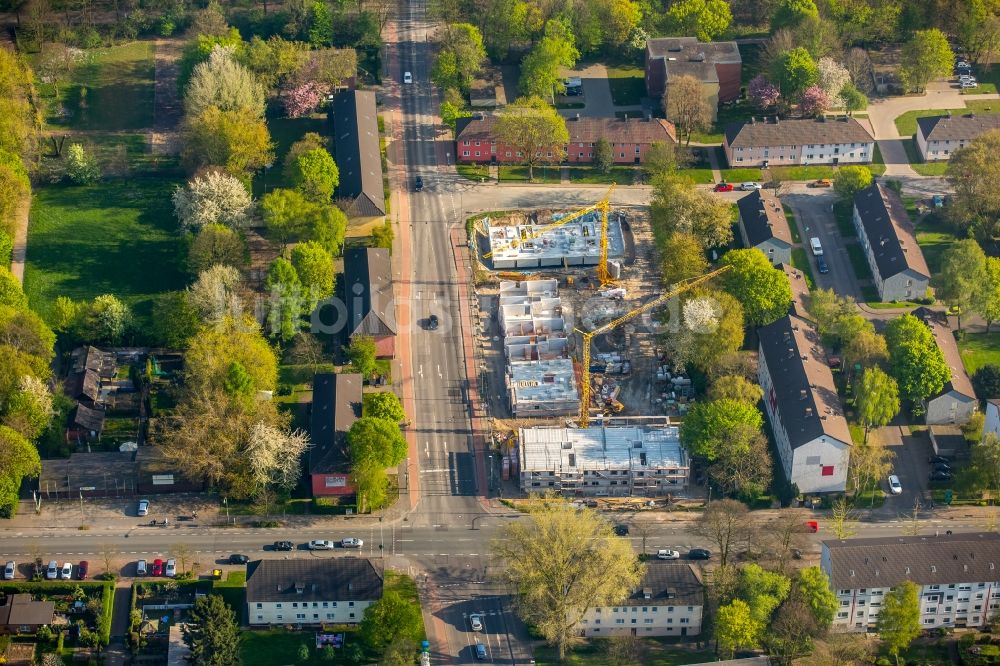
575, 266, 732, 428
482, 184, 618, 285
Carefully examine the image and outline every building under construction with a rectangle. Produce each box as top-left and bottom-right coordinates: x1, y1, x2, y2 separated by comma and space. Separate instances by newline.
485, 209, 626, 269
518, 424, 690, 496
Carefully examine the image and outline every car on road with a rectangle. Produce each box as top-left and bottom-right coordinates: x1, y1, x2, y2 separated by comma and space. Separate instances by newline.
341, 538, 363, 549
713, 182, 733, 192
3, 561, 14, 580
810, 237, 824, 256
151, 559, 164, 576
309, 540, 336, 551
229, 554, 250, 564
414, 176, 423, 192
77, 561, 88, 580
136, 560, 147, 576
688, 548, 711, 560
46, 561, 58, 580
930, 470, 954, 482
60, 562, 73, 580
273, 541, 294, 551
888, 475, 903, 495
137, 499, 149, 516
929, 455, 951, 464
740, 182, 762, 191
613, 524, 629, 536
817, 256, 829, 274
469, 614, 484, 631
403, 71, 413, 84
656, 549, 680, 560
810, 178, 832, 188
428, 314, 439, 330
165, 559, 176, 577
933, 463, 953, 473
475, 643, 488, 660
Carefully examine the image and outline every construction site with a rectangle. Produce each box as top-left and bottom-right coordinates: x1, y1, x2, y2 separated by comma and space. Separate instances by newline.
467, 187, 710, 498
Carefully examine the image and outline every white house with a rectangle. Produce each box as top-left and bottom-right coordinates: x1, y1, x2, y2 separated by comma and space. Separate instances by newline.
852, 183, 930, 302
737, 190, 793, 266
822, 533, 1000, 632
723, 116, 874, 167
758, 314, 851, 493
912, 308, 978, 425
578, 562, 703, 637
915, 113, 1000, 161
985, 400, 1000, 442
246, 558, 383, 626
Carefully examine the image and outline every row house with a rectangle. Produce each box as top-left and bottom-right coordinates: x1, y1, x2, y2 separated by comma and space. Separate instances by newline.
723, 116, 874, 167
915, 113, 1000, 161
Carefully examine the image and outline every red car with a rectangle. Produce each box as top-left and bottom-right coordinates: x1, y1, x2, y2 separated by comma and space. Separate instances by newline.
714, 182, 734, 192
151, 559, 164, 576
77, 561, 88, 580
805, 520, 820, 533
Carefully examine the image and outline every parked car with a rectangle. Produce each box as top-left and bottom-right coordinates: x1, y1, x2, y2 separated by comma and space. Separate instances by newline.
403, 71, 412, 84
273, 541, 294, 551
932, 195, 945, 208
165, 559, 176, 577
151, 559, 164, 576
714, 182, 734, 192
888, 475, 903, 495
60, 562, 73, 580
470, 614, 484, 631
810, 237, 824, 256
3, 561, 14, 580
817, 256, 829, 274
930, 470, 954, 482
136, 560, 148, 576
961, 80, 978, 89
137, 499, 149, 516
77, 561, 88, 580
613, 524, 629, 536
929, 455, 951, 464
740, 182, 762, 191
811, 178, 833, 188
475, 643, 488, 660
414, 176, 423, 192
428, 314, 439, 330
309, 540, 336, 551
656, 549, 680, 560
46, 561, 58, 580
229, 554, 250, 564
805, 520, 820, 533
688, 548, 712, 560
933, 463, 953, 473
341, 538, 363, 549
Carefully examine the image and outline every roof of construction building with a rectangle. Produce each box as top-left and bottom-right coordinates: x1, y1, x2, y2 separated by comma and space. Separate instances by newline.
486, 210, 625, 263
508, 359, 578, 406
520, 425, 688, 472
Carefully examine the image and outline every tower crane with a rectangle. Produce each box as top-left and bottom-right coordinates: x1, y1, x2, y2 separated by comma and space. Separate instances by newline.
482, 184, 618, 285
575, 266, 732, 428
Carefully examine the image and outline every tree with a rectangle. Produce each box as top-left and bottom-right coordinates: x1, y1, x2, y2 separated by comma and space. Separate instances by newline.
662, 291, 745, 373
708, 424, 773, 498
644, 141, 684, 178
347, 416, 407, 468
347, 335, 378, 379
184, 318, 278, 396
840, 320, 888, 371
807, 287, 855, 339
351, 454, 390, 513
493, 96, 569, 181
878, 581, 921, 665
935, 239, 987, 330
707, 375, 763, 404
974, 365, 1000, 399
839, 82, 868, 115
770, 0, 818, 32
885, 314, 950, 406
664, 75, 712, 147
189, 265, 245, 324
664, 0, 732, 42
3, 375, 54, 440
768, 592, 818, 662
280, 81, 326, 118
519, 20, 579, 100
65, 144, 100, 184
283, 133, 326, 181
693, 499, 752, 567
307, 0, 333, 46
359, 590, 423, 650
189, 224, 247, 274
968, 431, 1000, 498
364, 392, 405, 422
260, 188, 312, 247
0, 268, 27, 311
796, 566, 837, 630
681, 399, 764, 461
181, 107, 274, 176
849, 441, 894, 506
79, 295, 132, 344
856, 367, 899, 443
770, 47, 818, 99
290, 241, 334, 309
605, 635, 643, 666
977, 257, 1000, 333
658, 231, 709, 288
959, 1, 1000, 67
266, 258, 304, 342
650, 173, 734, 249
762, 511, 810, 574
716, 599, 759, 658
246, 422, 310, 492
431, 23, 487, 92
183, 593, 240, 666
441, 98, 472, 134
816, 57, 850, 100
829, 496, 857, 539
900, 29, 953, 93
833, 165, 873, 201
492, 503, 643, 660
289, 147, 338, 203
370, 221, 394, 252
719, 249, 792, 326
947, 131, 1000, 242
184, 47, 265, 119
173, 171, 254, 231
798, 84, 830, 117
0, 424, 41, 517
748, 74, 780, 111
593, 138, 613, 174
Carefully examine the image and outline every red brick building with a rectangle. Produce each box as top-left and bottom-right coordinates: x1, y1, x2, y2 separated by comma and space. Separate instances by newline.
454, 115, 676, 165
645, 37, 742, 121
308, 373, 362, 497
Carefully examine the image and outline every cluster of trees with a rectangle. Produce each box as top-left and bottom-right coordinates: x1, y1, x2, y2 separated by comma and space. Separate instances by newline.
946, 130, 1000, 245
0, 49, 36, 269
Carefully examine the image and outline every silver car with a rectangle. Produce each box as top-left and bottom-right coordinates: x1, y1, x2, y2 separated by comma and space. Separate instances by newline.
4, 561, 14, 580
341, 538, 363, 549
137, 499, 149, 516
308, 540, 335, 551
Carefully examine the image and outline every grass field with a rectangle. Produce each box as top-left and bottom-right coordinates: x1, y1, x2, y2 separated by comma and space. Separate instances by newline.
689, 101, 753, 144
39, 42, 155, 131
791, 247, 815, 288
605, 66, 645, 107
719, 167, 763, 182
498, 165, 560, 183
870, 143, 887, 176
24, 178, 186, 325
846, 243, 873, 282
534, 640, 715, 666
915, 212, 958, 274
567, 165, 642, 184
241, 628, 363, 666
959, 332, 1000, 375
783, 204, 801, 243
893, 100, 1000, 136
456, 163, 490, 181
212, 571, 246, 614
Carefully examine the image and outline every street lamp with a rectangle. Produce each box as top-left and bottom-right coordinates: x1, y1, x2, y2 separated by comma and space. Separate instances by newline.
223, 497, 229, 522
262, 162, 274, 195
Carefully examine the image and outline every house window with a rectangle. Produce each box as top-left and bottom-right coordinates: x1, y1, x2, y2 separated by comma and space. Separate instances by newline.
475, 151, 480, 157
257, 615, 263, 621
475, 141, 480, 146
276, 604, 282, 609
256, 603, 262, 609
350, 613, 355, 619
463, 151, 470, 157
292, 603, 298, 608
349, 602, 355, 607
277, 615, 283, 620
505, 151, 511, 157
619, 152, 625, 158
322, 602, 328, 608
644, 618, 654, 624
822, 466, 834, 476
326, 613, 334, 619
579, 153, 584, 158
463, 140, 470, 146
616, 619, 625, 624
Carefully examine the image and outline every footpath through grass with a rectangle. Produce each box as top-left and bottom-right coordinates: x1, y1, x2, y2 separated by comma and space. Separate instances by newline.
901, 138, 950, 176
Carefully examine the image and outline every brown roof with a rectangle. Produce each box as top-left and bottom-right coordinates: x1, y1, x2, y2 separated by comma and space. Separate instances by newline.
70, 346, 116, 378
456, 115, 677, 146
823, 532, 1000, 590
344, 247, 396, 338
911, 308, 976, 399
332, 90, 386, 218
737, 190, 792, 247
73, 403, 106, 433
646, 37, 741, 67
777, 263, 811, 320
0, 594, 54, 627
66, 369, 100, 403
308, 373, 363, 475
725, 117, 873, 149
758, 314, 852, 448
916, 113, 1000, 142
853, 183, 930, 280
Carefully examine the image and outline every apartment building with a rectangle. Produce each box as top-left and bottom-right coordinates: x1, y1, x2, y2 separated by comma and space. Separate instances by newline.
911, 308, 978, 425
723, 117, 874, 167
644, 37, 741, 120
737, 190, 793, 266
915, 113, 1000, 161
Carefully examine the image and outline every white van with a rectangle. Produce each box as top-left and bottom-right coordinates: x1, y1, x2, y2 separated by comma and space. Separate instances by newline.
810, 237, 824, 256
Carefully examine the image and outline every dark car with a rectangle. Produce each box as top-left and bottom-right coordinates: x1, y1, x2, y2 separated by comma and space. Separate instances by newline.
428, 314, 439, 330
930, 471, 954, 482
933, 463, 953, 473
273, 541, 293, 551
475, 643, 488, 660
817, 256, 829, 274
414, 176, 423, 192
688, 548, 712, 560
77, 561, 88, 580
229, 554, 250, 565
929, 455, 951, 464
613, 524, 629, 536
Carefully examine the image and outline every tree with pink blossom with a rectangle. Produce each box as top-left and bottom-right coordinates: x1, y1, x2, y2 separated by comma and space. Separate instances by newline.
799, 85, 831, 117
280, 81, 329, 118
748, 75, 780, 111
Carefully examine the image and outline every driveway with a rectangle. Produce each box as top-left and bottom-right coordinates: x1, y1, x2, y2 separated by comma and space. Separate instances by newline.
557, 63, 644, 119
871, 422, 935, 520
782, 191, 862, 299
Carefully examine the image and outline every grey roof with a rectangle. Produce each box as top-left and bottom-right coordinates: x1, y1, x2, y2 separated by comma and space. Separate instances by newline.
344, 247, 396, 338
911, 308, 975, 399
0, 594, 55, 627
70, 346, 116, 378
823, 532, 1000, 590
308, 373, 363, 475
737, 190, 792, 248
246, 558, 383, 603
621, 562, 702, 607
725, 117, 873, 149
646, 37, 741, 67
777, 263, 811, 320
66, 369, 100, 403
332, 90, 386, 218
73, 403, 105, 433
757, 315, 851, 448
853, 183, 930, 281
916, 113, 1000, 142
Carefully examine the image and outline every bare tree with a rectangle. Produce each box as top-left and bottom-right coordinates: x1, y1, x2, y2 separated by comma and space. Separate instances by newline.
664, 75, 712, 147
100, 543, 115, 578
692, 499, 754, 567
763, 510, 810, 573
605, 634, 644, 665
829, 498, 857, 539
902, 501, 924, 536
173, 543, 192, 575
844, 48, 874, 94
632, 517, 654, 555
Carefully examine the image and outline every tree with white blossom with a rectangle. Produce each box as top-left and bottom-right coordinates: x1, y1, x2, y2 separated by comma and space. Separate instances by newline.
188, 265, 244, 324
246, 422, 310, 492
173, 171, 254, 231
185, 46, 266, 119
816, 57, 850, 100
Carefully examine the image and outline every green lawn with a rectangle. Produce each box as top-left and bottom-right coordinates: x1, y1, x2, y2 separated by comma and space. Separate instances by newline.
791, 247, 815, 288
456, 163, 490, 181
689, 101, 754, 144
846, 243, 874, 282
24, 178, 186, 326
605, 66, 645, 107
680, 167, 715, 184
865, 300, 922, 309
498, 165, 560, 183
833, 200, 858, 237
38, 42, 155, 131
567, 165, 642, 184
783, 204, 801, 243
719, 167, 763, 182
258, 114, 327, 194
241, 628, 363, 666
534, 640, 715, 666
958, 332, 1000, 375
870, 143, 887, 177
893, 100, 1000, 136
901, 138, 951, 176
915, 212, 958, 274
212, 571, 246, 614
